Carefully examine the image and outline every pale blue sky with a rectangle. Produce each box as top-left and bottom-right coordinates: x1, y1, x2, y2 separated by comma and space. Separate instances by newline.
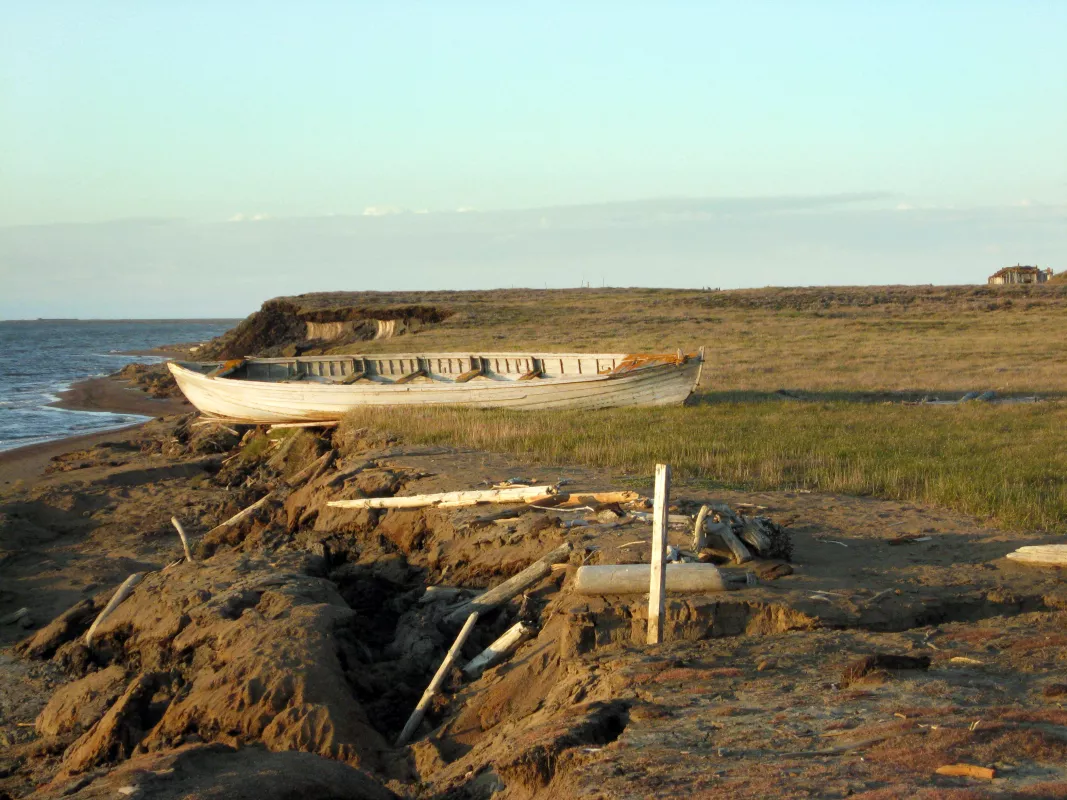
1, 1, 1064, 316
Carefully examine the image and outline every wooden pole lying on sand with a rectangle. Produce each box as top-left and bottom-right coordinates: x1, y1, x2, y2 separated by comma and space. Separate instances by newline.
204, 493, 274, 538
85, 573, 145, 645
328, 485, 557, 510
462, 621, 536, 678
170, 517, 194, 562
647, 463, 670, 645
444, 541, 573, 625
396, 612, 480, 747
575, 563, 727, 595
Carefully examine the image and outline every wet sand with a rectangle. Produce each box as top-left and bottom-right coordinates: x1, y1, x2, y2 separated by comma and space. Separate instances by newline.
0, 377, 190, 485
49, 375, 189, 417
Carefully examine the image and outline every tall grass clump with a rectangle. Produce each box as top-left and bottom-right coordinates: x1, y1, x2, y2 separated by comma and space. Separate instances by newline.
340, 400, 1067, 532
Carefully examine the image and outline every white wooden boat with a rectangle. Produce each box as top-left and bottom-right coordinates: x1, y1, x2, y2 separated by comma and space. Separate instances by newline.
167, 349, 704, 423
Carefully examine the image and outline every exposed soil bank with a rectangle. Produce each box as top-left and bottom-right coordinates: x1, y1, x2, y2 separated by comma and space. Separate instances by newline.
1, 410, 1065, 799
199, 298, 453, 359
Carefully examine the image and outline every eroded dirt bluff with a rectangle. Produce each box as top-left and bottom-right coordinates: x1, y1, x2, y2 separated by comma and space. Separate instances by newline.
1, 416, 1066, 799
198, 297, 453, 359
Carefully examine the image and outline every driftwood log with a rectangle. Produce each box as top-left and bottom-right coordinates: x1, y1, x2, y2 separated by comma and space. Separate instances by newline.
706, 521, 753, 563
268, 420, 340, 430
204, 493, 274, 537
328, 485, 556, 511
691, 505, 710, 551
462, 621, 535, 677
444, 541, 573, 625
738, 516, 771, 554
85, 573, 145, 645
395, 612, 480, 747
575, 563, 728, 595
170, 517, 194, 562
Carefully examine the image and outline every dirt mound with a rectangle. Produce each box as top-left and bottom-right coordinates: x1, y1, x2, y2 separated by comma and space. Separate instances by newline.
36, 742, 395, 800
62, 549, 390, 775
199, 299, 452, 359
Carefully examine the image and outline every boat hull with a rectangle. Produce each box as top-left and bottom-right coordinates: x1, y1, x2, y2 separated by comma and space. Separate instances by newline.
168, 352, 702, 423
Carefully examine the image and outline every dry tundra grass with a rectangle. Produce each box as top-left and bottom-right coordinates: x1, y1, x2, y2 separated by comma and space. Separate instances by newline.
288, 284, 1067, 531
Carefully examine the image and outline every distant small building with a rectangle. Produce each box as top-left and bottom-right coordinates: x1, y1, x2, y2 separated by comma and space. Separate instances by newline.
988, 265, 1054, 285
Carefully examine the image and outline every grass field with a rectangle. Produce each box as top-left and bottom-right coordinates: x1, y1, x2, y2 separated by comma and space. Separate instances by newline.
341, 399, 1067, 532
280, 284, 1067, 532
318, 284, 1067, 396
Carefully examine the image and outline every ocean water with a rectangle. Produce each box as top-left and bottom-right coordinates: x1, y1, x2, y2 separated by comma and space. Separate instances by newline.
0, 320, 235, 452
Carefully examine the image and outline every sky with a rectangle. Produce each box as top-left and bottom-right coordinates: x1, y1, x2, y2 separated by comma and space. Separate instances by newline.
1, 1, 1064, 318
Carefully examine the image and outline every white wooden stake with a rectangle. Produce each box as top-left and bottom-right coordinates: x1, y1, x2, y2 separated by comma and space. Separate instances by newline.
647, 463, 670, 645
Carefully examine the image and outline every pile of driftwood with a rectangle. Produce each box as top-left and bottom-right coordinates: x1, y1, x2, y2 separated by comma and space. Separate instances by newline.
690, 503, 793, 564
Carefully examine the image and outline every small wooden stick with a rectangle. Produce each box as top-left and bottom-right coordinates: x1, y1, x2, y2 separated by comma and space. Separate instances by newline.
204, 493, 274, 537
647, 463, 670, 645
396, 612, 479, 747
170, 517, 194, 562
85, 573, 145, 645
692, 504, 710, 551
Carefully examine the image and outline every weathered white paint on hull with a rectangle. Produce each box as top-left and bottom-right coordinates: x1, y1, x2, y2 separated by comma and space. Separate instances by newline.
168, 351, 702, 423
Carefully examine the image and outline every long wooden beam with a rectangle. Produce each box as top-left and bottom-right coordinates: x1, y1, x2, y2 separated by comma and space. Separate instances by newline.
327, 485, 556, 510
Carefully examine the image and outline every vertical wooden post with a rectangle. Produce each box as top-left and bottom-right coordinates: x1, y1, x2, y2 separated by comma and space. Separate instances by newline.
647, 463, 671, 645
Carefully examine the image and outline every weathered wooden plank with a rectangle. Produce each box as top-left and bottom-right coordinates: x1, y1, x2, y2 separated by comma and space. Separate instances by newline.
328, 485, 556, 510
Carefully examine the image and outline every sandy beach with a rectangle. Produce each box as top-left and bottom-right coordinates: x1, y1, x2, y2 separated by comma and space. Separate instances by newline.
0, 377, 190, 485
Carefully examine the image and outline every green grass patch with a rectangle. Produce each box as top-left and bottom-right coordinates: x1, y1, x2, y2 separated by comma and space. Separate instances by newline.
341, 401, 1067, 532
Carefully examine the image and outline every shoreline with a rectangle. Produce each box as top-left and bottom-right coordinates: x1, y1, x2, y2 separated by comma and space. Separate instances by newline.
0, 376, 191, 484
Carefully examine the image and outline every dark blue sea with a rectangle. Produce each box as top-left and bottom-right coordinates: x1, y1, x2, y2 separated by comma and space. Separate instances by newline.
0, 320, 235, 452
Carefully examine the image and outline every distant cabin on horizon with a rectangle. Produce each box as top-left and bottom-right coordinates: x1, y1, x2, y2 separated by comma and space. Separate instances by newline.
988, 265, 1054, 285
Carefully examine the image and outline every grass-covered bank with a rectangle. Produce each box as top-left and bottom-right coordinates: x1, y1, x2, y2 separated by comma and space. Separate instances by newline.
342, 400, 1067, 532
